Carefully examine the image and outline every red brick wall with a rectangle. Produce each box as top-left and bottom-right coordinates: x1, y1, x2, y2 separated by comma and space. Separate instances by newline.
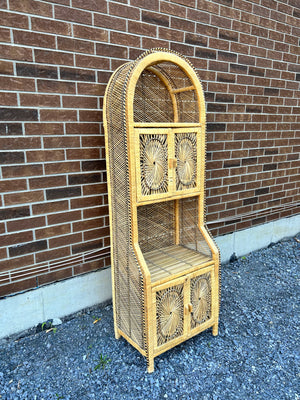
0, 0, 299, 297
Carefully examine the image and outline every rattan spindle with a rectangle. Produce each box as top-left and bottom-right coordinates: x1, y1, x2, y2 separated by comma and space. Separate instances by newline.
104, 49, 220, 373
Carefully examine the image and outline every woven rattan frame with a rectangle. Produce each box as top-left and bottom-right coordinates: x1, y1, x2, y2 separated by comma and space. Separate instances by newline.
104, 49, 220, 372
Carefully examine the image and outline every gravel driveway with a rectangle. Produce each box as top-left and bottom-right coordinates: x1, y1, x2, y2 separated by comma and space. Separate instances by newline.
0, 234, 299, 400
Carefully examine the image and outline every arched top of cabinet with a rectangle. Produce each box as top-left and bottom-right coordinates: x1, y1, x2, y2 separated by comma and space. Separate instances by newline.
105, 49, 206, 127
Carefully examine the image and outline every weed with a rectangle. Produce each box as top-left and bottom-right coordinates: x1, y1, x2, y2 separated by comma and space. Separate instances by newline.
94, 354, 111, 371
55, 394, 64, 399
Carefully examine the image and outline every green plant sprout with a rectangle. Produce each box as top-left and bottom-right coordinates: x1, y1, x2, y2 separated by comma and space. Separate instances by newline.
94, 354, 111, 371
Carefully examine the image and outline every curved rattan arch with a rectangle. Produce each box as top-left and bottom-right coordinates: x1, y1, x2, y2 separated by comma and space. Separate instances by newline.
104, 49, 220, 373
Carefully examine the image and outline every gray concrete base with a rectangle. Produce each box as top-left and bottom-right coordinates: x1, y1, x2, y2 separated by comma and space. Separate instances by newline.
0, 214, 299, 339
215, 214, 300, 263
0, 267, 112, 339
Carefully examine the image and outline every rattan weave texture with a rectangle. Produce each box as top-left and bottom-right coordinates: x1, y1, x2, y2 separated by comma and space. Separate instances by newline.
104, 49, 220, 372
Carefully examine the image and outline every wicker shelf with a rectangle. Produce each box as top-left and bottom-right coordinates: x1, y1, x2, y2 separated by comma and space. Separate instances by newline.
104, 49, 220, 373
145, 245, 212, 284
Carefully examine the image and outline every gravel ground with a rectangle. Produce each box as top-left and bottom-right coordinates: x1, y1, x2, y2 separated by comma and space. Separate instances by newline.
0, 234, 299, 400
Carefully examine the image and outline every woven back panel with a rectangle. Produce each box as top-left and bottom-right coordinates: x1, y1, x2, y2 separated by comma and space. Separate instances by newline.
179, 197, 212, 257
156, 283, 184, 346
105, 63, 145, 350
138, 201, 175, 253
134, 68, 174, 123
133, 61, 199, 124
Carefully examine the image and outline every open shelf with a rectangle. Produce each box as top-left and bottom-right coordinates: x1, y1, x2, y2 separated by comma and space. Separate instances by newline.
144, 245, 212, 284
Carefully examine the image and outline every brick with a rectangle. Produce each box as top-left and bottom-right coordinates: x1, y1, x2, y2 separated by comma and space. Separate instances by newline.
185, 33, 207, 47
2, 164, 42, 178
72, 0, 106, 12
17, 63, 58, 79
110, 31, 141, 47
81, 160, 106, 172
196, 23, 217, 37
110, 3, 140, 20
7, 216, 45, 232
9, 240, 47, 257
20, 94, 60, 108
26, 150, 65, 162
0, 108, 38, 122
65, 123, 100, 135
57, 37, 94, 55
83, 183, 107, 196
142, 10, 169, 26
72, 238, 103, 254
36, 223, 71, 240
73, 25, 108, 42
70, 195, 102, 210
160, 1, 185, 17
123, 20, 148, 35
75, 55, 109, 70
0, 179, 27, 193
4, 190, 44, 206
31, 17, 71, 36
1, 230, 34, 247
78, 110, 101, 123
49, 232, 82, 248
60, 67, 96, 82
38, 267, 73, 286
29, 176, 66, 190
0, 151, 24, 164
0, 278, 36, 298
55, 5, 92, 24
9, 0, 52, 17
46, 186, 81, 200
35, 246, 71, 264
73, 217, 104, 232
62, 96, 97, 109
0, 11, 29, 29
35, 50, 74, 66
0, 44, 32, 62
32, 200, 68, 215
47, 210, 81, 225
40, 110, 77, 122
68, 172, 101, 185
37, 79, 76, 94
0, 206, 30, 222
96, 43, 127, 59
171, 16, 194, 32
211, 15, 232, 29
83, 205, 108, 219
0, 60, 13, 76
45, 161, 80, 175
94, 14, 126, 31
0, 76, 35, 92
0, 93, 18, 107
14, 31, 56, 49
158, 27, 184, 42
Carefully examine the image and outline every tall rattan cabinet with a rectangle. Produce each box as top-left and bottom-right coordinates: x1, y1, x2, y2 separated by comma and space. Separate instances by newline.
104, 49, 220, 373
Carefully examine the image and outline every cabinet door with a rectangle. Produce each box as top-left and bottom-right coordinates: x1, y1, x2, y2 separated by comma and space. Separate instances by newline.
189, 268, 214, 334
137, 129, 170, 201
153, 277, 187, 353
175, 130, 199, 194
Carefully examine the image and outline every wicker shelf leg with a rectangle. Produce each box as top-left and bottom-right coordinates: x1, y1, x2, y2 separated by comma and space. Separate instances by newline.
115, 329, 121, 340
212, 322, 218, 336
147, 357, 154, 373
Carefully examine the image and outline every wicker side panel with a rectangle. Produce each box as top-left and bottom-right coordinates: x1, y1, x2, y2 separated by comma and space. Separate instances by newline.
134, 69, 174, 123
106, 63, 145, 350
179, 197, 212, 257
138, 201, 175, 253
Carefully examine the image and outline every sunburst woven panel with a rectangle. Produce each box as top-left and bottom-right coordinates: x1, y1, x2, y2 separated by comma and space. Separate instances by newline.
140, 134, 168, 196
190, 272, 212, 330
156, 283, 184, 347
175, 132, 197, 191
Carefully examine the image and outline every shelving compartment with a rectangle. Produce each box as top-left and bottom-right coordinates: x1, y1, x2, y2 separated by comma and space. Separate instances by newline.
138, 197, 213, 284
